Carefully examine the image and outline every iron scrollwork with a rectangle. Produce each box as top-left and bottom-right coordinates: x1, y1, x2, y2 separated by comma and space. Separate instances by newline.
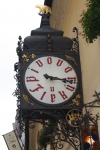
72, 27, 79, 53
22, 110, 82, 150
85, 91, 100, 108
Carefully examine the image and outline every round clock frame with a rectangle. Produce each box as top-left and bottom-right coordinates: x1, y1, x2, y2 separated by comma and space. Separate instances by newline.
22, 55, 79, 106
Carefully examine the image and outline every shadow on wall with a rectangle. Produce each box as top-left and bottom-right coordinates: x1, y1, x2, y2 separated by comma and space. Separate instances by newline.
98, 36, 100, 47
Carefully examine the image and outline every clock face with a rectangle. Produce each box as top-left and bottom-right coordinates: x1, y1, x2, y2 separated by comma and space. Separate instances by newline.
24, 56, 78, 105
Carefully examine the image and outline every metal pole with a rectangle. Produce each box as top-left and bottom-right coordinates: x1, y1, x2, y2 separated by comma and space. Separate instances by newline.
25, 119, 29, 150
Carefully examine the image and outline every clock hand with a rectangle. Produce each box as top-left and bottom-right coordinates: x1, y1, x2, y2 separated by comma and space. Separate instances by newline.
56, 78, 75, 84
43, 74, 76, 84
43, 74, 54, 80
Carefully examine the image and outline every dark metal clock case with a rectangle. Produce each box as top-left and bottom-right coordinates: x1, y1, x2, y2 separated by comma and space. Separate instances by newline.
19, 17, 83, 110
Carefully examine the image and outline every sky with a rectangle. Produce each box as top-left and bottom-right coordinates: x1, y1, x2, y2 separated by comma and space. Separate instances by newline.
0, 0, 44, 149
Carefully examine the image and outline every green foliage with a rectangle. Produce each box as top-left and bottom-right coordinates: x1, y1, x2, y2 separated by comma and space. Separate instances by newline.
80, 0, 100, 43
38, 127, 50, 150
38, 120, 57, 150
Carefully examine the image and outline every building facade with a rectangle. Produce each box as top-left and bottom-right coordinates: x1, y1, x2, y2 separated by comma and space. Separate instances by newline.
50, 0, 100, 103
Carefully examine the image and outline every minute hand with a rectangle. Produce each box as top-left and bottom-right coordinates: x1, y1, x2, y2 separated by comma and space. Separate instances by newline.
52, 77, 74, 84
43, 74, 75, 84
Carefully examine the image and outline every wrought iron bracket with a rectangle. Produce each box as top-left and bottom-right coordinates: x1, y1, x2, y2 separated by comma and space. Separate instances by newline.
72, 27, 79, 53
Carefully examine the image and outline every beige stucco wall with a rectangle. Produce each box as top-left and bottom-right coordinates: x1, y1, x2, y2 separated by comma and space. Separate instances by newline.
50, 0, 100, 103
29, 123, 42, 150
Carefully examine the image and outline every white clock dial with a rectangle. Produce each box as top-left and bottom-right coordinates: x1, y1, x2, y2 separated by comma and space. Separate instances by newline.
24, 56, 78, 105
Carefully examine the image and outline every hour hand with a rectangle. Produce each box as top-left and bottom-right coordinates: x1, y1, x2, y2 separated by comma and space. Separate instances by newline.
43, 74, 59, 81
43, 74, 53, 80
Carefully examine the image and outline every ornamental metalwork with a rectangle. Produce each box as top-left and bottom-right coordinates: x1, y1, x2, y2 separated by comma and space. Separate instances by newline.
13, 14, 100, 150
65, 55, 77, 65
72, 27, 79, 53
13, 63, 100, 149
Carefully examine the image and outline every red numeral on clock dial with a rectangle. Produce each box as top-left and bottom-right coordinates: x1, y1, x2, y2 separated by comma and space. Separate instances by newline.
26, 76, 39, 82
50, 87, 54, 92
29, 84, 44, 92
67, 77, 76, 82
36, 60, 43, 67
66, 85, 75, 91
28, 68, 39, 73
47, 57, 52, 64
56, 59, 63, 66
58, 91, 68, 100
51, 94, 56, 103
65, 67, 72, 73
40, 92, 46, 100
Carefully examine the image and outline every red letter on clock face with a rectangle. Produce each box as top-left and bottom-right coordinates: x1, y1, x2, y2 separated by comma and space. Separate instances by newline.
51, 94, 56, 103
56, 59, 63, 66
36, 60, 43, 67
65, 67, 72, 73
50, 87, 54, 92
29, 84, 44, 92
26, 76, 39, 82
58, 91, 68, 100
28, 68, 39, 73
47, 57, 52, 64
66, 85, 75, 91
67, 77, 77, 82
40, 92, 46, 100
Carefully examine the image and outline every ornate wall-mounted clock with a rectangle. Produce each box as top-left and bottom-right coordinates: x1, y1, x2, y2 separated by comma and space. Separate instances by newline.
21, 54, 79, 108
18, 17, 83, 110
14, 14, 84, 150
